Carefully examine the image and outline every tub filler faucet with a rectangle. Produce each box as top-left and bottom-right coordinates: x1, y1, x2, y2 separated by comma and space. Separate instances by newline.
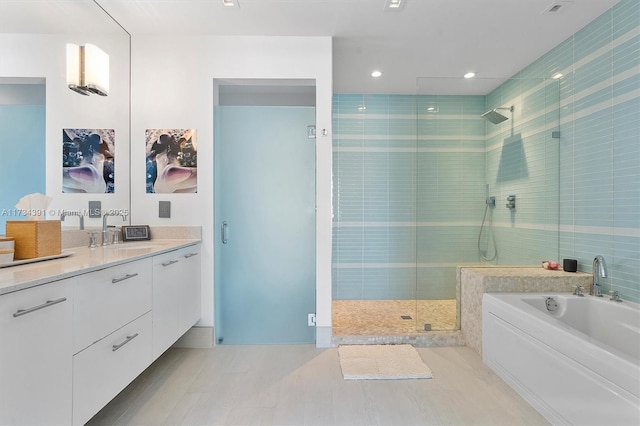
591, 255, 607, 297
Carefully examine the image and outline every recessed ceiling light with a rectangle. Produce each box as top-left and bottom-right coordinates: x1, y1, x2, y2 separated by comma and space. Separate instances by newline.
358, 105, 367, 111
464, 72, 476, 79
222, 0, 239, 7
552, 72, 563, 79
384, 0, 405, 11
371, 70, 383, 78
426, 106, 438, 112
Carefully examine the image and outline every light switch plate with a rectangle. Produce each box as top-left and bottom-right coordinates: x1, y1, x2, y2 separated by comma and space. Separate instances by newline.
88, 201, 101, 218
159, 201, 171, 218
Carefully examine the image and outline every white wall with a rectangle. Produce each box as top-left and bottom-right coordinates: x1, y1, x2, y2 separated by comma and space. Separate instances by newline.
129, 36, 334, 346
0, 33, 130, 224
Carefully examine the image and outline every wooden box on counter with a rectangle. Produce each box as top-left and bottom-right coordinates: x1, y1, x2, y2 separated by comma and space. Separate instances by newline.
5, 220, 61, 259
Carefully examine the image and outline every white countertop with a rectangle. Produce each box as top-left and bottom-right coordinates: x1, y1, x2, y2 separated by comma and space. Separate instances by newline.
0, 239, 200, 296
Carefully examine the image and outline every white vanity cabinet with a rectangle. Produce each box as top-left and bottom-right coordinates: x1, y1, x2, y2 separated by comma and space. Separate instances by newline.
0, 240, 201, 425
0, 279, 73, 425
152, 244, 201, 359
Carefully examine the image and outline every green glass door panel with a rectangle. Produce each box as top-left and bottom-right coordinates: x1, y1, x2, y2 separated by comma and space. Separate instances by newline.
214, 106, 316, 344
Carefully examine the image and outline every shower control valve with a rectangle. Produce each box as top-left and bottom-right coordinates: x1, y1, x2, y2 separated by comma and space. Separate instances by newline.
506, 195, 516, 209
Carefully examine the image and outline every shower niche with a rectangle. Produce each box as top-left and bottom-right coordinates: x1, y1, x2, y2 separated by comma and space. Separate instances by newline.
331, 76, 560, 337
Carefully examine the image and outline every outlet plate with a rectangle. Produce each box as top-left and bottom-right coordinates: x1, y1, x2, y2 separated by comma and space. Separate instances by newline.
88, 201, 101, 218
159, 201, 171, 218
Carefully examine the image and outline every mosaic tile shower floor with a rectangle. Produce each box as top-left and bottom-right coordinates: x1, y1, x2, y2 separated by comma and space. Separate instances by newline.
332, 299, 457, 336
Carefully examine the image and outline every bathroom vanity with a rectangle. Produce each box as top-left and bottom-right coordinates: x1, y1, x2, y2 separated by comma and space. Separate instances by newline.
0, 239, 201, 425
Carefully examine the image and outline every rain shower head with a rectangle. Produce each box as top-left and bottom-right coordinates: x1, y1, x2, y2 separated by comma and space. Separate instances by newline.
481, 106, 514, 124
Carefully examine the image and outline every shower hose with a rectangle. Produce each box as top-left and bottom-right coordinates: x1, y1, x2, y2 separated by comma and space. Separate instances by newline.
477, 201, 497, 261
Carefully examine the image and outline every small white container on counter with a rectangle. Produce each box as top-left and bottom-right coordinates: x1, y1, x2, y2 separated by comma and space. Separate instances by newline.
0, 248, 15, 264
0, 237, 15, 250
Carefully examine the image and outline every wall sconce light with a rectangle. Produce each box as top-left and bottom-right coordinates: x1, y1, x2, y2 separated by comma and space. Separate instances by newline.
66, 43, 109, 96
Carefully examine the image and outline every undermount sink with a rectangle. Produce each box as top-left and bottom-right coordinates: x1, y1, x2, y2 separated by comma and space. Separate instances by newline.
106, 243, 157, 250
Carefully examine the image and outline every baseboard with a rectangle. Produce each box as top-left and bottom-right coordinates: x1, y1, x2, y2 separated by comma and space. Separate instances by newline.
172, 326, 214, 349
316, 326, 333, 348
173, 326, 332, 348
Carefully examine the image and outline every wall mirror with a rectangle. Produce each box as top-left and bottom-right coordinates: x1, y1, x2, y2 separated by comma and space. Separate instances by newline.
0, 0, 131, 230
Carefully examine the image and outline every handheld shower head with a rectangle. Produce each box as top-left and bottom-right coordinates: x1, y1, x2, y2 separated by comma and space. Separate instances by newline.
481, 106, 514, 124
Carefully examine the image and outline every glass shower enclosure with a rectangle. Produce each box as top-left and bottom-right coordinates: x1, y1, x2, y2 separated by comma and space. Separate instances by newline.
331, 76, 560, 336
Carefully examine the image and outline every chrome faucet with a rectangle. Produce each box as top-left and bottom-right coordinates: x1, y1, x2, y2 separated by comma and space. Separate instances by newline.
102, 212, 127, 246
609, 290, 622, 302
591, 255, 607, 297
60, 210, 85, 230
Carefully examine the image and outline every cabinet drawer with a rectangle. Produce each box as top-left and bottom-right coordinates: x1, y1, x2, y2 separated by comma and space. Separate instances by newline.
73, 258, 152, 353
72, 312, 152, 426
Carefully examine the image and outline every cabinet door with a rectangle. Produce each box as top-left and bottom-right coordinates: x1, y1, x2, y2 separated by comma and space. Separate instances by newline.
178, 245, 201, 335
0, 280, 73, 425
152, 249, 182, 359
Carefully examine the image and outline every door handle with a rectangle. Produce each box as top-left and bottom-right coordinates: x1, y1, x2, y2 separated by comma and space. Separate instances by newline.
221, 221, 228, 244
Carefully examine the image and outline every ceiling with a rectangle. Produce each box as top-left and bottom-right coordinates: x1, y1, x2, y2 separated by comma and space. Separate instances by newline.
1, 0, 620, 94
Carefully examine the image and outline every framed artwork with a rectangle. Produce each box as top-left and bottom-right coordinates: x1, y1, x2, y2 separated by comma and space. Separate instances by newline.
145, 129, 197, 193
62, 128, 115, 193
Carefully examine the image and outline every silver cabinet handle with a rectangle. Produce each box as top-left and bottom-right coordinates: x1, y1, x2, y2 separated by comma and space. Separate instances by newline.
162, 259, 179, 267
112, 273, 139, 284
221, 221, 228, 244
184, 252, 199, 259
13, 297, 67, 318
112, 333, 139, 352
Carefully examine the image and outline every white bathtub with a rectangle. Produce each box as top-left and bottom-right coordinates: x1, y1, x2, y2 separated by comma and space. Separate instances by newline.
482, 293, 640, 426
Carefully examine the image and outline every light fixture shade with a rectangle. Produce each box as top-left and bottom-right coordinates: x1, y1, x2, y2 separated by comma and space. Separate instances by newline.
66, 43, 89, 96
83, 43, 109, 96
66, 42, 109, 96
384, 0, 404, 10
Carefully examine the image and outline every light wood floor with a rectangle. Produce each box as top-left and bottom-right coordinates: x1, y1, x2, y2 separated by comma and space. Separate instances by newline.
88, 345, 548, 426
333, 300, 458, 335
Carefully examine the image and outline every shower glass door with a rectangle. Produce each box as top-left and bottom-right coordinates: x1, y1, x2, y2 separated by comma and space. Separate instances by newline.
414, 82, 487, 332
214, 105, 316, 344
415, 77, 560, 332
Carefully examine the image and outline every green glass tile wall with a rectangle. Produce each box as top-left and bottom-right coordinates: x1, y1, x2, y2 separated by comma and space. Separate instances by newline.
332, 0, 639, 303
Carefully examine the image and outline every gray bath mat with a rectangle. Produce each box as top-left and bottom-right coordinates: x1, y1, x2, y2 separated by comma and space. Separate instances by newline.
338, 344, 433, 380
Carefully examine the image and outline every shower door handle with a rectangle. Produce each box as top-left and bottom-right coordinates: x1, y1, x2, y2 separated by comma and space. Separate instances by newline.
221, 221, 228, 244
